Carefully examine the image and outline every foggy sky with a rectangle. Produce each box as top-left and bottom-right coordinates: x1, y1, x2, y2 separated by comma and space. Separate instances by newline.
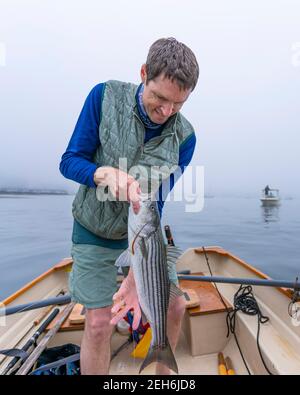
0, 0, 299, 196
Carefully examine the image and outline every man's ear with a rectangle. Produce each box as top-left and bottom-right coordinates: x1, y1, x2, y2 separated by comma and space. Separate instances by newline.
140, 64, 147, 84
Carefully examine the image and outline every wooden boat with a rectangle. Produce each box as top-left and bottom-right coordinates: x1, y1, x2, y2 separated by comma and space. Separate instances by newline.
1, 246, 300, 375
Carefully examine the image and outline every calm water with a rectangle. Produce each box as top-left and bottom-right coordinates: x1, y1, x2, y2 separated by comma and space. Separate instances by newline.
0, 194, 299, 301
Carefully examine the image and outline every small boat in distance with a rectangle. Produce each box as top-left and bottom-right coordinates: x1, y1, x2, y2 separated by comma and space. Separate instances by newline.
260, 185, 280, 206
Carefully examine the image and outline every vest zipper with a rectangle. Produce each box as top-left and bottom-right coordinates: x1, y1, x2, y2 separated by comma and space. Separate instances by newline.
133, 111, 145, 164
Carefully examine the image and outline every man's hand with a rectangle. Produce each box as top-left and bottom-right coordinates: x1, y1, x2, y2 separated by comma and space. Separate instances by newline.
94, 166, 140, 213
110, 269, 141, 331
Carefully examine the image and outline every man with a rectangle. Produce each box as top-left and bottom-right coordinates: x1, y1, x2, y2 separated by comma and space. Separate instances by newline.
265, 185, 270, 196
59, 37, 199, 375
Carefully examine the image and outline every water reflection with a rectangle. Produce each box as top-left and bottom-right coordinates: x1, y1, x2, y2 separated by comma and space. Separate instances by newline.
261, 204, 280, 223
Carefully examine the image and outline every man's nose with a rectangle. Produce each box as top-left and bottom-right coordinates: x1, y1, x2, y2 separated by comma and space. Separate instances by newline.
160, 103, 174, 117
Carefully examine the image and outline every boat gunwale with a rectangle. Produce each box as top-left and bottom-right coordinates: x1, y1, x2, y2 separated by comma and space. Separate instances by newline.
1, 258, 73, 306
194, 247, 296, 300
2, 247, 296, 307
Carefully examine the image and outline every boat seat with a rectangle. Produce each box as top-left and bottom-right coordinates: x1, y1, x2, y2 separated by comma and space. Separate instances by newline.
180, 272, 232, 316
179, 272, 233, 356
46, 303, 85, 332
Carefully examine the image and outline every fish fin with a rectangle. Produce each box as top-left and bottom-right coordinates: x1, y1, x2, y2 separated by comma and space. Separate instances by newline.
166, 245, 183, 263
115, 249, 131, 267
169, 282, 184, 302
166, 245, 183, 273
139, 340, 178, 374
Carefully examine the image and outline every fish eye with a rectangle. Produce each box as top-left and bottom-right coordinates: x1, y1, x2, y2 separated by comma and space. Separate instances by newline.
150, 205, 155, 211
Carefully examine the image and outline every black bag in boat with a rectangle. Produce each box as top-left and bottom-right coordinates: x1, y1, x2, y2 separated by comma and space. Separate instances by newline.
30, 343, 80, 375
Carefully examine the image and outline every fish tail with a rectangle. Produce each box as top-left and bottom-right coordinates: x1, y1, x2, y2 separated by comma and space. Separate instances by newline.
139, 339, 178, 374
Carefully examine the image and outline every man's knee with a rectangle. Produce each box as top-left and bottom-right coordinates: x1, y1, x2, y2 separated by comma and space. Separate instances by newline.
85, 306, 114, 341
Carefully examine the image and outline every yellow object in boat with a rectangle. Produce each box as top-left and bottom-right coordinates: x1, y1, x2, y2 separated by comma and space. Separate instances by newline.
218, 352, 228, 375
225, 357, 235, 375
131, 327, 152, 359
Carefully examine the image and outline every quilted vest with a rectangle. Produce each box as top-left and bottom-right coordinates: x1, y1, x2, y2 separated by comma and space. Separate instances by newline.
72, 80, 195, 240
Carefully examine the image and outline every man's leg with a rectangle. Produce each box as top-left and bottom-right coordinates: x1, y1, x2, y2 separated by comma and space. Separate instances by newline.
69, 243, 125, 375
156, 295, 186, 375
80, 306, 114, 375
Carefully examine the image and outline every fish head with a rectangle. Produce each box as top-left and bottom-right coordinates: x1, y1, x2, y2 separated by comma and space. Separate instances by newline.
129, 194, 160, 238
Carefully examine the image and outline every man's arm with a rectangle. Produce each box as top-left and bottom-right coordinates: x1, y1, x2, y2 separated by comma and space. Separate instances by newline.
59, 83, 141, 209
157, 132, 197, 215
59, 83, 104, 187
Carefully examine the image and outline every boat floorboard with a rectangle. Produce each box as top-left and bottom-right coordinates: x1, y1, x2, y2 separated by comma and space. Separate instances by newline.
109, 331, 219, 375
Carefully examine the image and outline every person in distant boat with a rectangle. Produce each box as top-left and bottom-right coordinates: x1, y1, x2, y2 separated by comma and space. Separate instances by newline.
59, 38, 199, 375
264, 185, 270, 196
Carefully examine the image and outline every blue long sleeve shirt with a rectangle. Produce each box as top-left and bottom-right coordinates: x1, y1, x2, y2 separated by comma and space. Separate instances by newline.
60, 83, 196, 248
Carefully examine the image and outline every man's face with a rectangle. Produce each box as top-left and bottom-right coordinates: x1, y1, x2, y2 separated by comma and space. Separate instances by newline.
140, 64, 191, 125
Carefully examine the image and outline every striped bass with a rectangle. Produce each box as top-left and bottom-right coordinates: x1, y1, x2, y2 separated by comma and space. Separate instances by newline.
116, 196, 182, 374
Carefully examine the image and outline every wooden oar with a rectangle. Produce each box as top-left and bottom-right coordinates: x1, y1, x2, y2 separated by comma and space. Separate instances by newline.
0, 291, 66, 370
34, 290, 65, 325
3, 308, 60, 375
15, 302, 75, 375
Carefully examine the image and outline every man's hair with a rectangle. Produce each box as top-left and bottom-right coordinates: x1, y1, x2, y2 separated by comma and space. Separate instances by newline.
145, 37, 199, 91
